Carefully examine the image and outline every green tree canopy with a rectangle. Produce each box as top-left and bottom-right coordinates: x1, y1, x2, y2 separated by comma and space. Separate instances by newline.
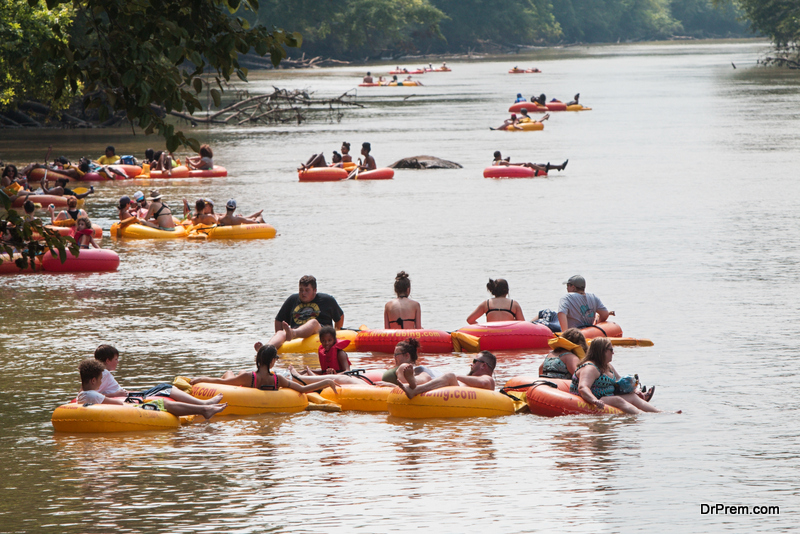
723, 0, 799, 48
24, 0, 300, 151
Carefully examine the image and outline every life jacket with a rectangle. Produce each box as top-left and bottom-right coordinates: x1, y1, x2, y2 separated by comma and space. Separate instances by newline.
317, 339, 351, 372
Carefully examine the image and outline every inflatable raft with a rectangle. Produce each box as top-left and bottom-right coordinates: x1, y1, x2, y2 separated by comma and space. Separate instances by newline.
103, 164, 143, 178
149, 166, 190, 179
456, 321, 554, 351
190, 383, 308, 415
27, 168, 75, 182
567, 104, 592, 111
319, 385, 391, 412
508, 102, 548, 113
80, 172, 105, 181
508, 68, 541, 73
581, 322, 623, 340
12, 194, 72, 208
110, 222, 188, 239
52, 403, 180, 432
387, 386, 516, 418
502, 121, 544, 131
525, 381, 623, 417
386, 81, 422, 86
277, 330, 359, 354
353, 168, 394, 180
356, 329, 453, 353
0, 253, 40, 274
389, 69, 424, 74
504, 376, 571, 394
41, 249, 119, 273
38, 224, 103, 241
187, 166, 228, 178
483, 166, 546, 179
359, 82, 381, 87
298, 167, 348, 182
187, 223, 276, 240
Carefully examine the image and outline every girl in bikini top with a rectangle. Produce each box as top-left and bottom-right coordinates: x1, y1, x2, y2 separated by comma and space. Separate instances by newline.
466, 278, 525, 324
384, 271, 422, 329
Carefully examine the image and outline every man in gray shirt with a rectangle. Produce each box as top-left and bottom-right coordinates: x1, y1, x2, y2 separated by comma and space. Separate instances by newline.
557, 275, 609, 332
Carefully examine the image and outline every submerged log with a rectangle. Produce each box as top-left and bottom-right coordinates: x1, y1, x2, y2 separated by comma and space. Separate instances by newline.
388, 155, 463, 170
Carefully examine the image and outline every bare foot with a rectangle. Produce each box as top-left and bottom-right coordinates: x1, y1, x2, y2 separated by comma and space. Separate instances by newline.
395, 380, 417, 399
644, 386, 655, 402
203, 394, 224, 405
202, 403, 227, 419
281, 321, 295, 341
302, 365, 314, 376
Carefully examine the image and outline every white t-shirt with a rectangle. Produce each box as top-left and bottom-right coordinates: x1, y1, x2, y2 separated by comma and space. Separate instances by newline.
99, 369, 126, 396
558, 292, 607, 329
77, 389, 106, 404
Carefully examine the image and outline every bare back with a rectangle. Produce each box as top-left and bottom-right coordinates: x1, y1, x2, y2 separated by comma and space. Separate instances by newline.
384, 297, 422, 329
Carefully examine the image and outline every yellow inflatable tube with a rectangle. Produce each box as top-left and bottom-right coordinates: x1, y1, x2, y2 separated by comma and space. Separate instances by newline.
387, 386, 516, 418
187, 223, 277, 240
51, 403, 180, 432
508, 121, 544, 131
277, 330, 359, 354
190, 383, 308, 415
110, 222, 188, 239
566, 104, 592, 111
320, 385, 391, 412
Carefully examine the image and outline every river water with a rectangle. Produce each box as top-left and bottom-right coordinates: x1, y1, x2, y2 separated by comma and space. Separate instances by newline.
1, 40, 798, 532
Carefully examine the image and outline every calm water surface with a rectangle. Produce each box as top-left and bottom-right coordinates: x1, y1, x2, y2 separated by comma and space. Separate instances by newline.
1, 40, 798, 532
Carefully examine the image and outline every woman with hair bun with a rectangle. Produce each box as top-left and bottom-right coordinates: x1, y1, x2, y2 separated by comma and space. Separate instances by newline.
466, 278, 525, 324
384, 271, 422, 329
376, 339, 437, 388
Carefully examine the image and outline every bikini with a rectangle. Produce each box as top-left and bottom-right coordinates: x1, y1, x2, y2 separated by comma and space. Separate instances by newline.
541, 354, 571, 380
67, 209, 80, 221
570, 362, 615, 398
251, 372, 279, 391
486, 299, 517, 319
153, 203, 175, 231
388, 297, 419, 329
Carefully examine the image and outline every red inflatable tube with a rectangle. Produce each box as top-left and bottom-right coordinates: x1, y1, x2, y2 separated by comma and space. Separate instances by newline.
298, 168, 349, 182
526, 382, 623, 417
581, 322, 623, 340
27, 168, 76, 182
355, 329, 454, 354
545, 101, 567, 112
354, 168, 394, 180
504, 376, 570, 393
483, 166, 546, 179
456, 321, 554, 351
41, 249, 120, 273
0, 255, 40, 274
12, 195, 71, 208
80, 172, 106, 181
149, 166, 190, 179
33, 225, 103, 241
508, 102, 548, 113
188, 166, 228, 178
389, 70, 424, 75
359, 83, 381, 87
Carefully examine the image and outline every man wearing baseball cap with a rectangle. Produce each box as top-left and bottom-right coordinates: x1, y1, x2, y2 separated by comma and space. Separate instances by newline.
557, 275, 609, 332
217, 199, 265, 226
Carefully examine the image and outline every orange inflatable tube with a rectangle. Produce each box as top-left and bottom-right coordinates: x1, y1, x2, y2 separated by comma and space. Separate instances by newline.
508, 102, 548, 113
353, 168, 394, 180
525, 381, 623, 416
356, 329, 454, 353
504, 376, 570, 393
298, 168, 348, 182
456, 321, 554, 351
581, 322, 623, 340
149, 166, 190, 179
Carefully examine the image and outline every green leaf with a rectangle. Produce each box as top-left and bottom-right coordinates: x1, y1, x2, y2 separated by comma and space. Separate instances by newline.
192, 77, 203, 94
187, 137, 200, 153
210, 88, 221, 108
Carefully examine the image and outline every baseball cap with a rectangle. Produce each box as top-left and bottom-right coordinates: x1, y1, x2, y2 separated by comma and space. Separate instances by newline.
133, 191, 144, 202
564, 275, 586, 290
226, 199, 236, 210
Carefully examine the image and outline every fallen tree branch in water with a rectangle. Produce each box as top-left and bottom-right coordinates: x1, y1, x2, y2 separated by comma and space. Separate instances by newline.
156, 88, 363, 126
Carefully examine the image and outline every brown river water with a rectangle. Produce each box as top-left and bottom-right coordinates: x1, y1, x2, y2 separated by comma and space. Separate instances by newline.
1, 40, 798, 532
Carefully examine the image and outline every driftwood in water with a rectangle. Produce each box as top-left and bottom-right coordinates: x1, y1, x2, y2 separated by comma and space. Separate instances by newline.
156, 87, 363, 126
389, 155, 463, 169
241, 52, 351, 70
761, 56, 800, 69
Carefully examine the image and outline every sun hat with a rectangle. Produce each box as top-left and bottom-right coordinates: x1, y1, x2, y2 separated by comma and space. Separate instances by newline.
150, 189, 163, 200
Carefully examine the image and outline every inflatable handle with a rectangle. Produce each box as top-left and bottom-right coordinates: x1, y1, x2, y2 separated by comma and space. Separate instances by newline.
500, 380, 558, 397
